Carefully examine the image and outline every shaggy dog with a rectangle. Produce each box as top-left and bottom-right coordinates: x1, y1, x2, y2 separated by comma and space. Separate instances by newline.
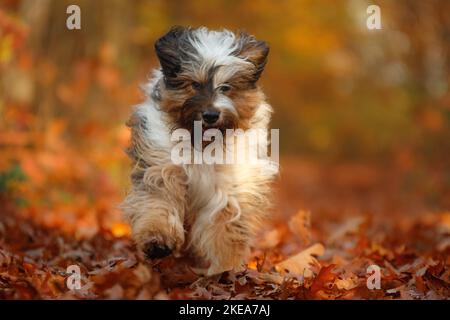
121, 26, 278, 275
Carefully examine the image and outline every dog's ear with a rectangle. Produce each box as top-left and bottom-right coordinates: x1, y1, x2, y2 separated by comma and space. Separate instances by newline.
236, 32, 270, 83
155, 26, 186, 78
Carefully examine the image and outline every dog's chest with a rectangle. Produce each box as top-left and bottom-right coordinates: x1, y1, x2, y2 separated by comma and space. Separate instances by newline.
183, 164, 235, 211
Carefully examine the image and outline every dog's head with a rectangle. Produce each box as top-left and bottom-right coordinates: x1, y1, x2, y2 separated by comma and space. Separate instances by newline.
154, 26, 269, 134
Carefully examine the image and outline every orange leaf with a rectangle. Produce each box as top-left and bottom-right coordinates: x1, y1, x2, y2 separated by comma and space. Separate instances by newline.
310, 264, 337, 296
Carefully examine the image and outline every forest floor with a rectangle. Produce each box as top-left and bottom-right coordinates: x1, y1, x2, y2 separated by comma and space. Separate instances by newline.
0, 157, 449, 299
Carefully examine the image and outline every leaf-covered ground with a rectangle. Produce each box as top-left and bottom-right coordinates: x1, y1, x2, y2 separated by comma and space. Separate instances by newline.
1, 158, 449, 300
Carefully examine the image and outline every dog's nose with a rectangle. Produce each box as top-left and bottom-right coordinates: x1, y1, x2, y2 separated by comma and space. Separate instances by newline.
202, 109, 220, 124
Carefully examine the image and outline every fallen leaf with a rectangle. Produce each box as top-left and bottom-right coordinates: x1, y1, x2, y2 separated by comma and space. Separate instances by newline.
104, 284, 124, 299
259, 229, 281, 249
275, 243, 325, 277
328, 216, 365, 243
335, 276, 358, 290
309, 264, 338, 298
288, 210, 311, 247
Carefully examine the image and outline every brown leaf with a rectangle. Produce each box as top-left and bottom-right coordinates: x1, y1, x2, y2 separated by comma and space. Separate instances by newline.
275, 243, 325, 277
288, 210, 311, 247
309, 264, 338, 297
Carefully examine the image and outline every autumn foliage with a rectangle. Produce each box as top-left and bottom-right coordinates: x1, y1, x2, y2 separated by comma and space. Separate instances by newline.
0, 1, 449, 299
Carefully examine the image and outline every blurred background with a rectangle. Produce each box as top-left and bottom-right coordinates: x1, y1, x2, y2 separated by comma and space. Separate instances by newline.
1, 0, 449, 236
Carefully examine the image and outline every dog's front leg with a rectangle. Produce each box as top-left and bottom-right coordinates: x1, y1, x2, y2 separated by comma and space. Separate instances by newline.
191, 201, 259, 276
121, 165, 187, 259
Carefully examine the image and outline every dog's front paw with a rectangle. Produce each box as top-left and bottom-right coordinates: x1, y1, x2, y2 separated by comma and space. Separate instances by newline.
122, 189, 186, 260
135, 230, 182, 260
143, 238, 173, 259
130, 213, 185, 260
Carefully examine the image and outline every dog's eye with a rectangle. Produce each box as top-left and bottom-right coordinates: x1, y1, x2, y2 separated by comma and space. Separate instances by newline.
191, 81, 201, 90
217, 84, 231, 93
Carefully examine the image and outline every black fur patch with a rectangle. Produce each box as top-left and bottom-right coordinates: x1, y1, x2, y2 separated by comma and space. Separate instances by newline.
154, 26, 185, 78
154, 26, 196, 89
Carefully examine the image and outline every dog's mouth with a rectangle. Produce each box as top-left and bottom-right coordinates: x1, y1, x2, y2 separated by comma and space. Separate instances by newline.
201, 122, 226, 134
178, 113, 238, 150
188, 122, 227, 150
